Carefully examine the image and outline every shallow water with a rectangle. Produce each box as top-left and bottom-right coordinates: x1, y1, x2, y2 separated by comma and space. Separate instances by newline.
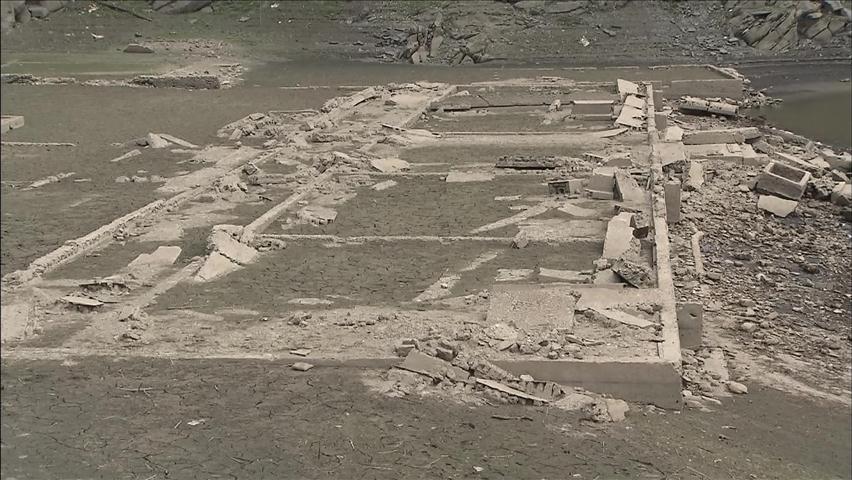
749, 85, 851, 149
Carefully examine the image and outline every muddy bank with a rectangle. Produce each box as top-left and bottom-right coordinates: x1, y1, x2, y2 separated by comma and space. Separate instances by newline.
1, 358, 850, 480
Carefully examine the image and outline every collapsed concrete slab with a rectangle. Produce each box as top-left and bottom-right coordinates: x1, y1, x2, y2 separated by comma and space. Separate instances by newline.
0, 115, 25, 134
602, 213, 640, 260
614, 170, 645, 203
758, 194, 798, 217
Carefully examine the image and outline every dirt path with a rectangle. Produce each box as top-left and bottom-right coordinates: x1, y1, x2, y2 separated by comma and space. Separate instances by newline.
1, 358, 849, 480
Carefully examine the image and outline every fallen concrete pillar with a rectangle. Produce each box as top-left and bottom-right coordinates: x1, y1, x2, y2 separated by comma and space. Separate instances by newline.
664, 180, 681, 224
758, 194, 798, 217
683, 129, 745, 145
676, 302, 703, 349
678, 96, 738, 117
654, 112, 667, 131
756, 161, 810, 200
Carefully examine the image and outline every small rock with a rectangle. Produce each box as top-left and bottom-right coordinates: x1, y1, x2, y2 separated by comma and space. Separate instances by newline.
739, 321, 758, 333
727, 381, 748, 394
291, 362, 314, 372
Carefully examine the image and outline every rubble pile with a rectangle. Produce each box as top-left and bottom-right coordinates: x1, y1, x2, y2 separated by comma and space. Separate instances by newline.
662, 97, 852, 396
725, 0, 852, 52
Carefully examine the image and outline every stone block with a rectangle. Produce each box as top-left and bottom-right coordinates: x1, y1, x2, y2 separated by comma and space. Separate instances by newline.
758, 195, 798, 217
676, 302, 703, 349
831, 182, 851, 206
602, 212, 639, 260
684, 160, 704, 191
587, 166, 616, 193
756, 161, 810, 200
567, 178, 585, 194
0, 115, 24, 134
655, 142, 686, 167
664, 180, 681, 224
583, 152, 605, 162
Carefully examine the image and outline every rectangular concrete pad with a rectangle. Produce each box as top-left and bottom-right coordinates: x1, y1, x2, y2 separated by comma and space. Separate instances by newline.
494, 359, 683, 409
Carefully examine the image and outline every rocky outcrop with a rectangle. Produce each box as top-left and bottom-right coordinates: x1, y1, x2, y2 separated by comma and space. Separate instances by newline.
725, 0, 851, 51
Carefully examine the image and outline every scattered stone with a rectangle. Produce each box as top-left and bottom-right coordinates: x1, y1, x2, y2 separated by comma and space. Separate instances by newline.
291, 362, 315, 372
727, 381, 748, 394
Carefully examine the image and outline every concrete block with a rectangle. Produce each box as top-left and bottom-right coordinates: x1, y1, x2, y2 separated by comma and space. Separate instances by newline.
758, 195, 798, 217
831, 182, 851, 206
567, 178, 585, 194
655, 142, 686, 167
684, 160, 704, 191
683, 129, 745, 145
0, 115, 25, 134
663, 125, 684, 142
602, 212, 640, 260
614, 170, 645, 203
664, 180, 681, 224
654, 112, 667, 131
617, 78, 640, 98
676, 302, 703, 349
588, 189, 614, 200
756, 161, 810, 200
572, 100, 614, 116
624, 95, 646, 109
487, 284, 577, 332
587, 167, 616, 192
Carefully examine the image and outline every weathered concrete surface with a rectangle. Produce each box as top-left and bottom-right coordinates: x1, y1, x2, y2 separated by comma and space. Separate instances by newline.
487, 284, 578, 332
